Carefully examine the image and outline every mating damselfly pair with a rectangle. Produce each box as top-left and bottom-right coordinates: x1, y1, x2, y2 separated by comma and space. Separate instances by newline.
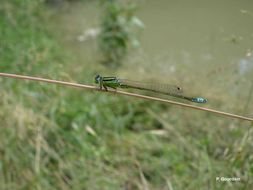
95, 75, 207, 103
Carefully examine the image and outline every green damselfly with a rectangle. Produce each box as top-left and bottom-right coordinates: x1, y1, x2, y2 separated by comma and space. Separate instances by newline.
95, 75, 207, 103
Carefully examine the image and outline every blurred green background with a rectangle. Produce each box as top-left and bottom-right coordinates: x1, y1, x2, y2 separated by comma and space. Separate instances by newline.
0, 0, 253, 189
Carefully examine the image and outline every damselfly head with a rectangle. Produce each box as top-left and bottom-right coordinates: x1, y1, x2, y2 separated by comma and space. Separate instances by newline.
95, 74, 102, 83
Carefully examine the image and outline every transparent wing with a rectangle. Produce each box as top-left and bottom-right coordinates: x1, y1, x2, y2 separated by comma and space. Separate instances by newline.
118, 79, 183, 97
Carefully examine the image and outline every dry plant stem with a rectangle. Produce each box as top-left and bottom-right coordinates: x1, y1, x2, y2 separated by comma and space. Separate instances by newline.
0, 72, 253, 122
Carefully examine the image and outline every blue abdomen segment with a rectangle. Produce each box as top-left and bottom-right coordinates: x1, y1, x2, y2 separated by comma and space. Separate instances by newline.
191, 97, 207, 103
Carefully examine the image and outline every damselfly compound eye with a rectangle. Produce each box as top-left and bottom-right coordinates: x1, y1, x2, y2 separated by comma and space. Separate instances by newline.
95, 75, 101, 83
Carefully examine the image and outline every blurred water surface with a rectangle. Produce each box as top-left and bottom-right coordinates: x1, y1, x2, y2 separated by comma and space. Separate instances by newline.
50, 0, 253, 116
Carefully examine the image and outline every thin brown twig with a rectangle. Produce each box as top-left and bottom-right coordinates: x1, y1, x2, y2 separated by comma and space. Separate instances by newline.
0, 72, 253, 122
